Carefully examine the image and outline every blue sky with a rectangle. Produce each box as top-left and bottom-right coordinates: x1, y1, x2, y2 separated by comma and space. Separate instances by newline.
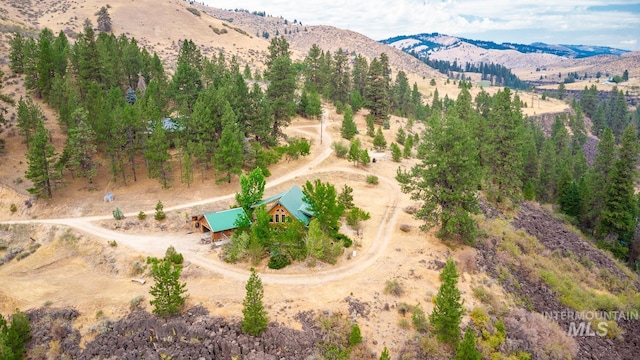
203, 0, 640, 51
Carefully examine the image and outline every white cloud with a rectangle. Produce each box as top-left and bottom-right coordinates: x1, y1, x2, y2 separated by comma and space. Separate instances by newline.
203, 0, 640, 49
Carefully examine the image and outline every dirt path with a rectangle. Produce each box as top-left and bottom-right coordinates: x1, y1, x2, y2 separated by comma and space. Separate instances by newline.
1, 109, 403, 286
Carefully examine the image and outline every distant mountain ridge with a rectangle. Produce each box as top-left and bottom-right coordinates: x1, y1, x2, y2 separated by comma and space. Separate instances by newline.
381, 33, 630, 59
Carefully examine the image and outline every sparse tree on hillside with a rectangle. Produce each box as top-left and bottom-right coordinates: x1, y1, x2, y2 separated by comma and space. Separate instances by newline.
242, 268, 268, 336
373, 127, 387, 151
430, 258, 464, 346
58, 116, 98, 182
96, 6, 113, 33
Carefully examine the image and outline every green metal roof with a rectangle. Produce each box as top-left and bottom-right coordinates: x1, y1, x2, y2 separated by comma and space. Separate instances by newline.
203, 207, 247, 232
253, 185, 314, 226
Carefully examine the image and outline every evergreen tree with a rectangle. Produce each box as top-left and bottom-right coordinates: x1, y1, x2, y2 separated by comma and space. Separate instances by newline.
379, 347, 391, 360
348, 324, 363, 346
403, 135, 413, 158
365, 115, 375, 137
597, 125, 640, 259
303, 44, 322, 92
397, 109, 480, 243
430, 258, 464, 346
583, 128, 616, 230
331, 48, 351, 105
340, 105, 357, 140
180, 150, 194, 187
364, 56, 390, 122
154, 200, 166, 221
0, 309, 31, 360
373, 127, 387, 151
25, 122, 57, 198
214, 106, 245, 183
144, 118, 172, 188
16, 97, 44, 148
242, 268, 268, 336
483, 88, 524, 205
236, 168, 266, 218
396, 127, 406, 145
454, 327, 481, 360
391, 142, 402, 162
338, 184, 354, 209
96, 6, 113, 32
59, 116, 98, 182
9, 32, 26, 74
148, 253, 188, 316
265, 37, 296, 138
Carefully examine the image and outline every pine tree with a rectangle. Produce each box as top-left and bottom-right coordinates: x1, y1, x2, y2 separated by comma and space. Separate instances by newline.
397, 109, 480, 243
403, 135, 413, 158
144, 119, 172, 188
154, 200, 166, 221
265, 37, 296, 138
96, 6, 113, 32
25, 122, 57, 199
148, 254, 188, 316
348, 324, 363, 346
348, 138, 363, 166
483, 88, 524, 205
242, 268, 268, 336
391, 142, 401, 162
597, 125, 640, 259
430, 258, 464, 345
379, 347, 391, 360
583, 128, 616, 230
396, 127, 406, 145
454, 327, 481, 360
364, 56, 390, 122
373, 127, 387, 151
214, 106, 245, 183
340, 105, 357, 140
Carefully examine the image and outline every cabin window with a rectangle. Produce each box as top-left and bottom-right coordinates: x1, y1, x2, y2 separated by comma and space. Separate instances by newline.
275, 214, 280, 223
281, 214, 286, 223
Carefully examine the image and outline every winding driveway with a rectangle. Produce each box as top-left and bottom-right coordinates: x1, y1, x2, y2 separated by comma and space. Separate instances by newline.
1, 109, 402, 285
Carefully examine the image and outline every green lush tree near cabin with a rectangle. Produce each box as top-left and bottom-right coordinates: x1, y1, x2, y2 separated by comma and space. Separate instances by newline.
236, 168, 266, 218
430, 258, 464, 346
302, 179, 345, 235
242, 268, 268, 336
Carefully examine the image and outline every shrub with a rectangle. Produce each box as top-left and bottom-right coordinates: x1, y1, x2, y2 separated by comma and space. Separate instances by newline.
332, 141, 348, 158
113, 207, 124, 220
130, 295, 145, 311
398, 317, 411, 329
399, 224, 411, 232
334, 233, 353, 248
412, 304, 429, 333
154, 201, 166, 221
9, 203, 17, 213
268, 252, 291, 269
108, 240, 117, 247
164, 245, 183, 264
348, 324, 363, 346
186, 7, 201, 16
137, 211, 147, 220
384, 279, 405, 297
366, 175, 379, 185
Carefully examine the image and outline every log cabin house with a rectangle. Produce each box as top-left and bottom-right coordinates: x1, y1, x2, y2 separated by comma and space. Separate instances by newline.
253, 185, 314, 226
191, 207, 248, 242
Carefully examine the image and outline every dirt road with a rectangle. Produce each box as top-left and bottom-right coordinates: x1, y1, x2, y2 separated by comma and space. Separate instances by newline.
1, 109, 403, 285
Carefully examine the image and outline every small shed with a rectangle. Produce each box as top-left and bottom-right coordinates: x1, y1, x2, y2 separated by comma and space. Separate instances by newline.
192, 207, 247, 241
